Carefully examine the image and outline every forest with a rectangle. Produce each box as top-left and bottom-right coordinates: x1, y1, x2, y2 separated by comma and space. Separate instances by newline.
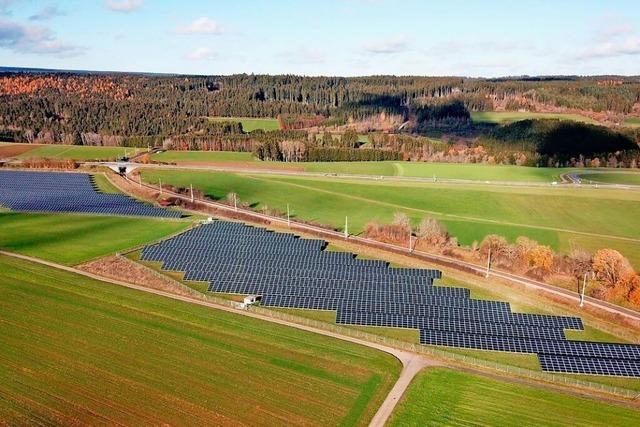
1, 71, 639, 163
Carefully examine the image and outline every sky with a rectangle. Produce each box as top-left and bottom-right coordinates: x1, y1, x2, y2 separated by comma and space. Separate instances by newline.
0, 0, 639, 77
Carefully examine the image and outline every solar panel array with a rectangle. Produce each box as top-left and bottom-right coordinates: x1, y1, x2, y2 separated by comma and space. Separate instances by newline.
0, 170, 180, 218
140, 220, 640, 378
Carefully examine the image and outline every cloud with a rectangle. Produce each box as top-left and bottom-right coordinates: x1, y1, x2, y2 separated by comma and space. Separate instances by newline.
105, 0, 143, 13
363, 34, 409, 54
29, 5, 65, 21
577, 37, 640, 59
577, 16, 640, 59
185, 46, 216, 60
176, 17, 223, 35
278, 47, 325, 64
0, 19, 83, 56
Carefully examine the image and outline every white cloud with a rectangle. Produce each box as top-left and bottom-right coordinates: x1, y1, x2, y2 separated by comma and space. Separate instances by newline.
185, 46, 216, 60
577, 37, 640, 59
176, 17, 223, 35
105, 0, 143, 13
29, 5, 65, 21
363, 34, 409, 54
0, 18, 83, 56
577, 16, 640, 60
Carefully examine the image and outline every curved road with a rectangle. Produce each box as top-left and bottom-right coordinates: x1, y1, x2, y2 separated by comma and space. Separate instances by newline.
0, 250, 440, 427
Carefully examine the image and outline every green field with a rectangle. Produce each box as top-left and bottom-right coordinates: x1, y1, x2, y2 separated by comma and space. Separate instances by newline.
623, 117, 640, 127
153, 150, 255, 163
578, 171, 640, 186
388, 368, 640, 426
471, 111, 598, 124
0, 254, 399, 425
209, 116, 281, 132
150, 151, 576, 182
0, 212, 191, 265
17, 145, 142, 161
139, 169, 640, 266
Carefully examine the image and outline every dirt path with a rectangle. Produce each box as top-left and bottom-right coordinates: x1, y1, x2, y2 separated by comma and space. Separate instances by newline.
0, 250, 440, 427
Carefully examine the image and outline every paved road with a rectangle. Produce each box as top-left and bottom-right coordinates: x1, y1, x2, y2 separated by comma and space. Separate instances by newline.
119, 174, 640, 326
0, 250, 440, 427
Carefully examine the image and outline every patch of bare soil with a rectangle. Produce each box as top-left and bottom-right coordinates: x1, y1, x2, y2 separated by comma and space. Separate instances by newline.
78, 255, 198, 298
0, 144, 36, 158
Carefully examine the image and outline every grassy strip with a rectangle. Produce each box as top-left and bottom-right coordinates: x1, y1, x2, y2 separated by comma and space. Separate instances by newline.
208, 116, 281, 132
471, 111, 598, 124
91, 173, 122, 193
388, 368, 640, 426
16, 145, 140, 161
0, 254, 399, 426
0, 212, 192, 265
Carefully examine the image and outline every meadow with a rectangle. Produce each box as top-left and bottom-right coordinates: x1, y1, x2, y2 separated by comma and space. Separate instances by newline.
0, 255, 399, 426
623, 117, 640, 127
208, 116, 281, 132
388, 368, 640, 426
139, 169, 640, 266
0, 212, 191, 264
578, 171, 640, 186
150, 151, 576, 182
471, 111, 598, 124
16, 144, 142, 161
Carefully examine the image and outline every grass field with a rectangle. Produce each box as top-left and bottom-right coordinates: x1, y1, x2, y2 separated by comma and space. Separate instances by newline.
16, 144, 142, 161
152, 150, 256, 163
0, 212, 191, 265
578, 171, 640, 186
91, 173, 122, 193
150, 151, 577, 182
139, 169, 640, 266
0, 255, 399, 426
471, 111, 598, 124
208, 116, 281, 132
388, 368, 640, 426
623, 117, 640, 127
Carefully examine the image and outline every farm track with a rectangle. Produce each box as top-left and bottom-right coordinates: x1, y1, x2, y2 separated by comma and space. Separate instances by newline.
0, 250, 439, 427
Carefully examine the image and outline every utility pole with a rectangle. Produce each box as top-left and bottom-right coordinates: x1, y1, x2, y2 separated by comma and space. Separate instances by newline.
408, 230, 413, 252
287, 203, 290, 227
344, 216, 348, 239
234, 193, 237, 211
138, 174, 142, 188
159, 179, 162, 196
485, 247, 492, 278
190, 184, 194, 203
579, 272, 588, 308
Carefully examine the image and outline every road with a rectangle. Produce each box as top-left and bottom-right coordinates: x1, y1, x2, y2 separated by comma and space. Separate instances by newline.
0, 250, 440, 427
115, 173, 640, 326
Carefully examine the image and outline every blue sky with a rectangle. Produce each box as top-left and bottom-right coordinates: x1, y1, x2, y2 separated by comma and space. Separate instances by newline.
1, 0, 639, 76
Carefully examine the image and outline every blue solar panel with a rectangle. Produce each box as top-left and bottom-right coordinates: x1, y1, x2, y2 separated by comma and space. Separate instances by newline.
0, 170, 180, 218
139, 220, 640, 378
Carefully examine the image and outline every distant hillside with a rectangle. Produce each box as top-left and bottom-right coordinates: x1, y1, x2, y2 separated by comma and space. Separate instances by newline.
0, 70, 639, 164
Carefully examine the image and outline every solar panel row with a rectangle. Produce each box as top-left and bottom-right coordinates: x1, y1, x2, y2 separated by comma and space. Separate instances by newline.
0, 170, 180, 218
140, 220, 640, 378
